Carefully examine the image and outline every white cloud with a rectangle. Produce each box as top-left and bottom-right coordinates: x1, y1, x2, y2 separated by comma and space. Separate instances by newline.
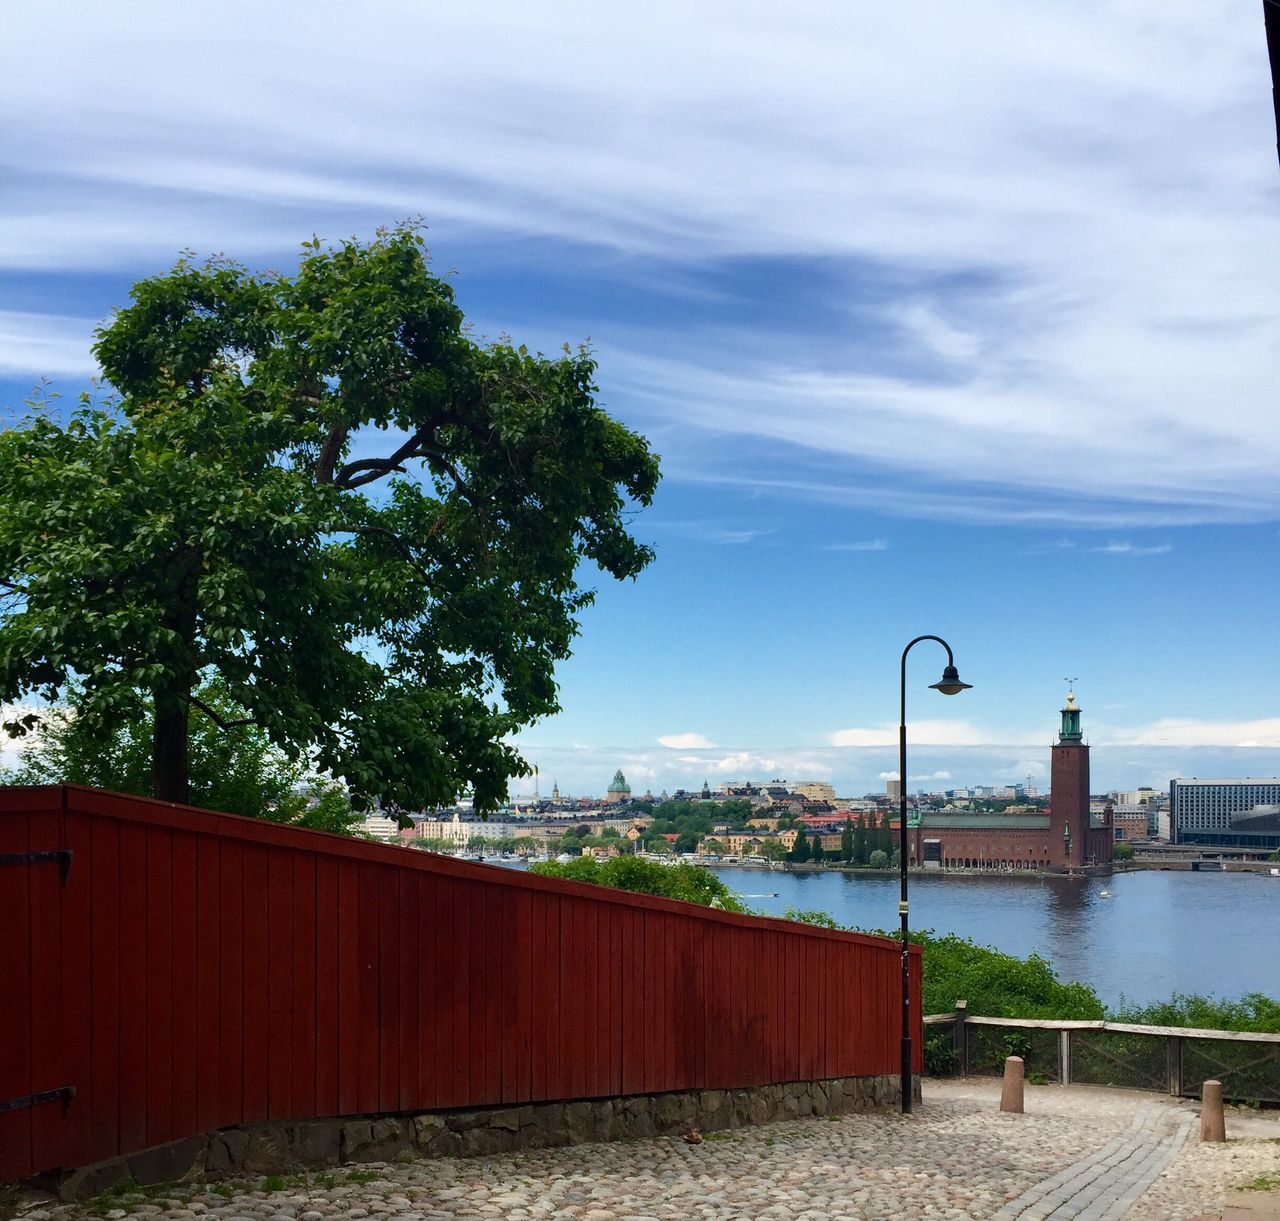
1100, 718, 1280, 749
830, 719, 1005, 748
1090, 541, 1173, 556
657, 732, 715, 750
910, 770, 953, 782
822, 538, 889, 553
0, 312, 101, 378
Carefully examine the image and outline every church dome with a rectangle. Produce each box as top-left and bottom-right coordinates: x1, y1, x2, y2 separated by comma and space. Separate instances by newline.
607, 769, 631, 794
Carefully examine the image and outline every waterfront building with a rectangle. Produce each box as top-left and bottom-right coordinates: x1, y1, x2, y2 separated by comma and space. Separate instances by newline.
904, 692, 1113, 873
1169, 778, 1280, 850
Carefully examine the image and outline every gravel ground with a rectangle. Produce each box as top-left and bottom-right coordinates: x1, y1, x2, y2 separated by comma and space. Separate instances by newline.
17, 1080, 1280, 1221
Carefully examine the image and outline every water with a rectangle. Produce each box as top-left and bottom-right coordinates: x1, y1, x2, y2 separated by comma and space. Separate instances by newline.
712, 866, 1280, 1008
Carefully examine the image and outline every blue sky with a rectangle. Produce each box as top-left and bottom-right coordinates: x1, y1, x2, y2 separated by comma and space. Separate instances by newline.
4, 0, 1280, 797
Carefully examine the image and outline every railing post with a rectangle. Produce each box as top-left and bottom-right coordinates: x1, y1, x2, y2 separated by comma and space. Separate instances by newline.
954, 1000, 968, 1077
1167, 1036, 1183, 1097
1059, 1028, 1072, 1085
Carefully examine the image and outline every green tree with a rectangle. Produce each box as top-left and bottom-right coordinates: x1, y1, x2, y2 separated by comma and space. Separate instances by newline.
810, 837, 825, 864
1113, 842, 1135, 861
4, 677, 358, 831
789, 830, 810, 863
853, 814, 869, 865
840, 818, 854, 862
0, 226, 658, 814
531, 854, 745, 912
868, 848, 889, 869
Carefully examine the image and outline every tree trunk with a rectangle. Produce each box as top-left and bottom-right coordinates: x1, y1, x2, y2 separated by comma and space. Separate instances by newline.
152, 693, 191, 804
151, 548, 199, 805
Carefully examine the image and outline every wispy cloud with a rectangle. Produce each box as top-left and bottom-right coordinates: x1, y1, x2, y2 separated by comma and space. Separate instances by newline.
0, 312, 100, 378
648, 521, 773, 545
822, 538, 889, 553
3, 2, 1279, 530
1090, 541, 1173, 556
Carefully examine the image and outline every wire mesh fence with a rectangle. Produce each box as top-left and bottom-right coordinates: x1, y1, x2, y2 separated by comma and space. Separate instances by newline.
923, 1012, 1280, 1105
1183, 1037, 1280, 1104
1070, 1030, 1167, 1092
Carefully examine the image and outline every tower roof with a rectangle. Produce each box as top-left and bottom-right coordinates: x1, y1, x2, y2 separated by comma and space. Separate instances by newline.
1059, 688, 1083, 743
607, 769, 631, 793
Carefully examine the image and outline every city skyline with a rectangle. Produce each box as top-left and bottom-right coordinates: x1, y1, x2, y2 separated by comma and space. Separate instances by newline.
4, 3, 1280, 798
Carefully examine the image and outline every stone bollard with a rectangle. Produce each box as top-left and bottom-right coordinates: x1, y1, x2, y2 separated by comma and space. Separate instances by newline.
999, 1056, 1025, 1114
1200, 1080, 1226, 1143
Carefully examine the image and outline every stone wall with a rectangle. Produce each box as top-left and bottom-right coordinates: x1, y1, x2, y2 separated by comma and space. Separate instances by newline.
45, 1074, 918, 1201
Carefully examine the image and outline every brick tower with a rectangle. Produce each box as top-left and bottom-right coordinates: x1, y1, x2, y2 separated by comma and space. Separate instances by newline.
1049, 690, 1091, 870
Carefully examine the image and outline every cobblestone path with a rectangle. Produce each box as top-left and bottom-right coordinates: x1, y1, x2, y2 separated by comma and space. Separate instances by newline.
995, 1102, 1195, 1220
19, 1081, 1280, 1220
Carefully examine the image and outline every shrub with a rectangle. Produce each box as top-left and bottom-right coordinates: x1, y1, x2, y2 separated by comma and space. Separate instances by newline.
529, 854, 746, 912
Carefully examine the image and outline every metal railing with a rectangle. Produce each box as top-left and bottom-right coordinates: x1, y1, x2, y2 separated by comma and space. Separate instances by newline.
923, 1004, 1280, 1104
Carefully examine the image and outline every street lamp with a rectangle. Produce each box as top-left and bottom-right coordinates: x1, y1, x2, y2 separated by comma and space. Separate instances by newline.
898, 635, 970, 1114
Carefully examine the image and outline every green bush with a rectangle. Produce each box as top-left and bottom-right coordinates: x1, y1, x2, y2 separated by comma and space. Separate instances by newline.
1110, 992, 1280, 1033
529, 854, 747, 912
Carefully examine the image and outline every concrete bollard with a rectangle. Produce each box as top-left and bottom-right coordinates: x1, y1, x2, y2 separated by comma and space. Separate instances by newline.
1200, 1080, 1226, 1143
999, 1056, 1025, 1114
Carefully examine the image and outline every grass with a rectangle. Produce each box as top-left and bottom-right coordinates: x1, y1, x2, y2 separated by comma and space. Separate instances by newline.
1238, 1173, 1280, 1192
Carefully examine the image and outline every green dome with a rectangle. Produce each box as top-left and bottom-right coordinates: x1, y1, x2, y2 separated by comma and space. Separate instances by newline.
607, 769, 631, 794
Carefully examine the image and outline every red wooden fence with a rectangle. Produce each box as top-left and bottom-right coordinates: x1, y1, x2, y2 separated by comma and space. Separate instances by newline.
0, 785, 921, 1182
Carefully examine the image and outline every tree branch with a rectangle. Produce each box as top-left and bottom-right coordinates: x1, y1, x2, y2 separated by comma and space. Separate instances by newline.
186, 693, 258, 732
315, 422, 348, 484
338, 524, 434, 585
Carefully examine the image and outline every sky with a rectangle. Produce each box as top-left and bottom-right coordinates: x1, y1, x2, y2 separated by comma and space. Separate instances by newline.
4, 0, 1280, 798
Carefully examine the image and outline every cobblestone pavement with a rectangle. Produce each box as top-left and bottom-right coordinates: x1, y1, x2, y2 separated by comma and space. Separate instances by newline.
19, 1080, 1280, 1221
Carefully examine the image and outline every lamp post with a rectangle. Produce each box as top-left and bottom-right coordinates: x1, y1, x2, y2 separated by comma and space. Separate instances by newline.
898, 635, 970, 1114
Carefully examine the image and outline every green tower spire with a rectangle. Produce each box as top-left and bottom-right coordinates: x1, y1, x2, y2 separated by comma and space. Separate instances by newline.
1059, 688, 1083, 743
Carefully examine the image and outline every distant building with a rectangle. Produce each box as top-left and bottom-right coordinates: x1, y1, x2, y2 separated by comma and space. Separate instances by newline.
1169, 779, 1280, 851
886, 778, 903, 804
904, 691, 1112, 873
604, 769, 632, 805
794, 781, 837, 803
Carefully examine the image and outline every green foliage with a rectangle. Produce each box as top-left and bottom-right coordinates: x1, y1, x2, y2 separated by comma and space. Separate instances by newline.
840, 818, 854, 862
917, 932, 1104, 1021
0, 225, 659, 812
3, 679, 359, 831
529, 854, 746, 912
868, 848, 889, 869
1110, 992, 1280, 1033
1113, 842, 1135, 860
788, 830, 809, 862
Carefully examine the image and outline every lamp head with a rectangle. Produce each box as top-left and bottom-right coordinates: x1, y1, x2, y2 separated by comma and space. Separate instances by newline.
929, 664, 972, 697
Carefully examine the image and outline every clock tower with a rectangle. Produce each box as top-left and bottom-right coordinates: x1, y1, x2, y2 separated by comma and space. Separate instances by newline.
1050, 689, 1091, 870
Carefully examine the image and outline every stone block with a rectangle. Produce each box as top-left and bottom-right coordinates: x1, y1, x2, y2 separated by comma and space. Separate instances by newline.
56, 1158, 132, 1202
748, 1096, 768, 1126
339, 1121, 374, 1159
423, 1128, 462, 1158
127, 1137, 205, 1185
243, 1129, 288, 1174
699, 1089, 724, 1116
290, 1121, 343, 1165
412, 1115, 446, 1147
828, 1080, 845, 1111
564, 1100, 599, 1143
205, 1128, 250, 1174
653, 1094, 682, 1131
487, 1107, 522, 1132
445, 1110, 489, 1132
459, 1127, 515, 1157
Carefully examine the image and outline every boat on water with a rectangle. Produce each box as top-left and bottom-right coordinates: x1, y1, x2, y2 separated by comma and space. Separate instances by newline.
1099, 889, 1112, 898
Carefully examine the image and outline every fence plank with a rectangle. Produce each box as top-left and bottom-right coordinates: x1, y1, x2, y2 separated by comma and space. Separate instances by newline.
0, 806, 32, 1181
